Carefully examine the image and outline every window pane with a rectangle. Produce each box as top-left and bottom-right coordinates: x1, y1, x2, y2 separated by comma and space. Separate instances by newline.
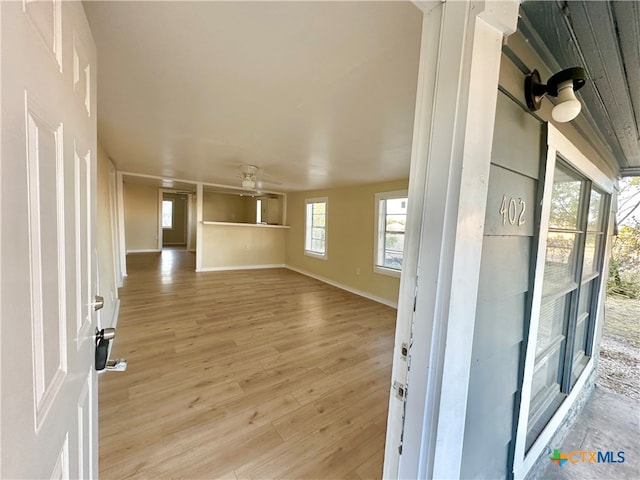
573, 315, 588, 360
311, 239, 325, 253
527, 343, 564, 451
162, 200, 173, 228
312, 214, 325, 228
582, 233, 601, 277
543, 232, 578, 295
384, 252, 403, 269
305, 201, 327, 256
312, 202, 325, 214
536, 296, 568, 357
386, 214, 406, 233
578, 279, 594, 317
386, 198, 407, 215
311, 227, 325, 241
385, 233, 405, 253
375, 195, 408, 271
529, 347, 562, 416
549, 165, 582, 230
587, 189, 603, 232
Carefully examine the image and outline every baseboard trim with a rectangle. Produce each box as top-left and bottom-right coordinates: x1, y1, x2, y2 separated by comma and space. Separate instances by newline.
285, 265, 398, 309
197, 264, 286, 273
126, 249, 161, 254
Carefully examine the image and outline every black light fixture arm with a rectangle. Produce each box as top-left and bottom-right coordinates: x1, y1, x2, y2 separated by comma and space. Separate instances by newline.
524, 67, 586, 112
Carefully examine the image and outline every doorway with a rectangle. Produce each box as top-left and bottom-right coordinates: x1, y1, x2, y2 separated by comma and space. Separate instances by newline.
160, 190, 189, 250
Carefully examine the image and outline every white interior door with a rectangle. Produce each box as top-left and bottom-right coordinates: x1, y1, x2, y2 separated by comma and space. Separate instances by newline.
1, 1, 98, 478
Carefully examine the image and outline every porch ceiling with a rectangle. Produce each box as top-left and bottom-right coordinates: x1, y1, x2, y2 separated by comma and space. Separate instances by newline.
520, 0, 640, 177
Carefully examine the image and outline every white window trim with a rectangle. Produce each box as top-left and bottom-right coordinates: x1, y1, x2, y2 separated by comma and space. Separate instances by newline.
374, 190, 408, 278
304, 197, 328, 260
512, 124, 614, 479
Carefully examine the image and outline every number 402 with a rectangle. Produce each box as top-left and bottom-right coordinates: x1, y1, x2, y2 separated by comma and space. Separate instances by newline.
500, 195, 526, 226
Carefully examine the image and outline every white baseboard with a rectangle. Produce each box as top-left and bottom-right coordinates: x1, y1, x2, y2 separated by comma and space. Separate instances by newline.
197, 263, 286, 273
285, 265, 398, 309
126, 249, 161, 254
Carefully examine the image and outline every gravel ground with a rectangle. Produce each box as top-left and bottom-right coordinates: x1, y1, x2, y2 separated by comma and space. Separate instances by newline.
597, 296, 640, 399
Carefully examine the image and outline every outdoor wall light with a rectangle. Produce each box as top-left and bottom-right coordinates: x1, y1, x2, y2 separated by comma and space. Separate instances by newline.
524, 67, 587, 123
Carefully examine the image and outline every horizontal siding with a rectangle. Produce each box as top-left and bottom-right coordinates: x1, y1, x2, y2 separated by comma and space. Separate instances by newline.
492, 92, 543, 179
461, 91, 541, 480
484, 165, 537, 237
474, 293, 527, 357
476, 236, 531, 299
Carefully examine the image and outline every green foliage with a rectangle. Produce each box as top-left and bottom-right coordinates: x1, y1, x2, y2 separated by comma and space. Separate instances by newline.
608, 177, 640, 298
549, 177, 581, 229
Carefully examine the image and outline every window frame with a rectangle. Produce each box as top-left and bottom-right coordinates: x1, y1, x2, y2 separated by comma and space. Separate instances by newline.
374, 190, 408, 278
513, 125, 614, 479
304, 197, 328, 260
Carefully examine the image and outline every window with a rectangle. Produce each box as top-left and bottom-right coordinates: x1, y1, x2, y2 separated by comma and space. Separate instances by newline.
512, 126, 614, 479
374, 190, 408, 277
304, 198, 327, 259
525, 160, 609, 450
162, 199, 173, 229
256, 199, 262, 223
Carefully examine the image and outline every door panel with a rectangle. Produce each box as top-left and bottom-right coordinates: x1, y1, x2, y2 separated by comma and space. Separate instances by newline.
1, 1, 98, 478
25, 97, 68, 427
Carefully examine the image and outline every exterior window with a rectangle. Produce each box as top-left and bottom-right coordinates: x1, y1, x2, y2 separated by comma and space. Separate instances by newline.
256, 199, 262, 223
525, 160, 609, 450
374, 190, 408, 277
304, 198, 327, 259
162, 200, 173, 229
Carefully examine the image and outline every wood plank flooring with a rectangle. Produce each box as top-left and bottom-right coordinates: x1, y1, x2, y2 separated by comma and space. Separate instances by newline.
99, 250, 397, 479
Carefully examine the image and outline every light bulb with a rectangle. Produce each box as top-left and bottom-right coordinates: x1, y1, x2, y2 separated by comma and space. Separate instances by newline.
552, 80, 581, 122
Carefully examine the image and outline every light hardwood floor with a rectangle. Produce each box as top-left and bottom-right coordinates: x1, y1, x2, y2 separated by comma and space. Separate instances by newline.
99, 250, 397, 479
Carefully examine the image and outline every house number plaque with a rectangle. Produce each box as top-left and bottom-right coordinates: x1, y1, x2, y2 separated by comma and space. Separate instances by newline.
499, 194, 526, 226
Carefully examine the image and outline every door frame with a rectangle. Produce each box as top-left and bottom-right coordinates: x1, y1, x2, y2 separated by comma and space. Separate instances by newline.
157, 188, 189, 250
383, 1, 520, 478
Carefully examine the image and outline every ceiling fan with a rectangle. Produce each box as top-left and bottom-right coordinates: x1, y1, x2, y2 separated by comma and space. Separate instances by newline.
239, 164, 281, 190
240, 164, 259, 190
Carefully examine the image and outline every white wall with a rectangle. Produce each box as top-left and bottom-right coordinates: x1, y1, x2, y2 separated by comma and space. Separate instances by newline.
97, 144, 119, 327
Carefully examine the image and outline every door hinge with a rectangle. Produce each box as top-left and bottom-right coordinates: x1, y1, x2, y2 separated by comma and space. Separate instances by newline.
401, 342, 409, 359
393, 380, 408, 401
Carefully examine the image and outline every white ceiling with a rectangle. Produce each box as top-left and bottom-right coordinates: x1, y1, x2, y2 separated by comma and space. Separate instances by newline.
83, 1, 423, 192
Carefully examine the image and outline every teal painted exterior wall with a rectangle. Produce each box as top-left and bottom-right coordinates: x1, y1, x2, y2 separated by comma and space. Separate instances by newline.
460, 92, 543, 479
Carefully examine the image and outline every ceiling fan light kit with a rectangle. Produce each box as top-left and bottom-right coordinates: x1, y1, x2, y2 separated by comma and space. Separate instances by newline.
240, 164, 258, 190
241, 177, 256, 189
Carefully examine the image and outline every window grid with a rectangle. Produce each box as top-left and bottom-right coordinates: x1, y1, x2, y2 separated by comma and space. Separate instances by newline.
304, 198, 327, 259
374, 191, 408, 276
525, 159, 610, 451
